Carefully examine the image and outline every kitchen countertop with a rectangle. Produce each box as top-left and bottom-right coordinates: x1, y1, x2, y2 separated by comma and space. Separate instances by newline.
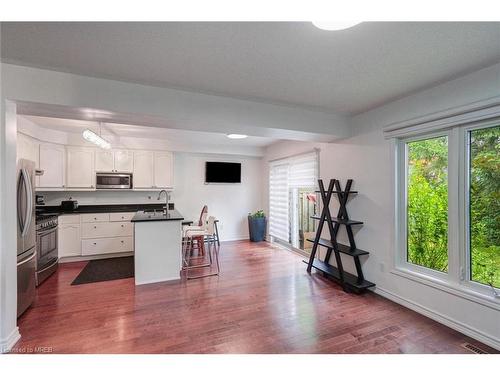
36, 203, 167, 215
131, 209, 184, 222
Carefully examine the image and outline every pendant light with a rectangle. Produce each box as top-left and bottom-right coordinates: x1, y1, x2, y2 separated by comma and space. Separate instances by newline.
82, 122, 111, 149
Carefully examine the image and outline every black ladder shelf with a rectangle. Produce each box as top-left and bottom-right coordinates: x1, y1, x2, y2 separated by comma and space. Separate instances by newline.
303, 178, 375, 293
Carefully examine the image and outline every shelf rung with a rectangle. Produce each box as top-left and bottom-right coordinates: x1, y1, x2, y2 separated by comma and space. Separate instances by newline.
310, 215, 363, 225
306, 238, 369, 256
314, 190, 358, 194
303, 259, 375, 292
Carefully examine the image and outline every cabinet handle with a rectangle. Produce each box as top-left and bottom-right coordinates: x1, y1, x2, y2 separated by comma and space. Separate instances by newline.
121, 240, 124, 243
121, 224, 124, 227
93, 242, 96, 245
94, 226, 97, 229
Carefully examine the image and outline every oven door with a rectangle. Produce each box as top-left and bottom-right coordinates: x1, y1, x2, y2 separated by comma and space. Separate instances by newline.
36, 226, 58, 270
96, 173, 132, 189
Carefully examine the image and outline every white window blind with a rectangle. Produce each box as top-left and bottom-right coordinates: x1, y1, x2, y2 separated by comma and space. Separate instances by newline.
269, 151, 318, 242
269, 163, 290, 242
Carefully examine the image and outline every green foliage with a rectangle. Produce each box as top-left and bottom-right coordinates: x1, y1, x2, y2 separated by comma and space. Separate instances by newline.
470, 126, 500, 288
407, 136, 449, 272
406, 127, 499, 288
249, 210, 266, 219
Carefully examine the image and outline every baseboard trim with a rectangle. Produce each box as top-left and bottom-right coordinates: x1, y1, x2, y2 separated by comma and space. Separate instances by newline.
220, 237, 249, 242
0, 327, 21, 354
374, 286, 500, 351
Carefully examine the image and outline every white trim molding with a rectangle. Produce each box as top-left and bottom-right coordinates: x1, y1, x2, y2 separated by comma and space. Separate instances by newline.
0, 327, 20, 354
384, 96, 500, 139
374, 286, 500, 351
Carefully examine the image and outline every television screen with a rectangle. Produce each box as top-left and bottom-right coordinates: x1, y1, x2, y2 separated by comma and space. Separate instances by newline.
205, 162, 241, 183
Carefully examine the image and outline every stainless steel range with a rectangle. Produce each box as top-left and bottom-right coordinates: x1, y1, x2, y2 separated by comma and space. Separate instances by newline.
35, 213, 59, 286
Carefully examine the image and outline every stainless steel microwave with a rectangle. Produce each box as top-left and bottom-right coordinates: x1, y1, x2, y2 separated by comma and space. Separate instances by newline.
96, 173, 133, 189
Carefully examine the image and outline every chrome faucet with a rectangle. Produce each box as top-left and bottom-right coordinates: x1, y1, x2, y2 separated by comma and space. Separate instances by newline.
157, 190, 170, 212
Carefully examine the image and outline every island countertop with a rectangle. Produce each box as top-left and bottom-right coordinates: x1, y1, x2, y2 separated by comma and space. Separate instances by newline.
131, 209, 185, 222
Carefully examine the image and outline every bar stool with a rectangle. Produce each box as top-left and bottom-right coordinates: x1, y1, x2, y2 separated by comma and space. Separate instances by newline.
182, 216, 220, 279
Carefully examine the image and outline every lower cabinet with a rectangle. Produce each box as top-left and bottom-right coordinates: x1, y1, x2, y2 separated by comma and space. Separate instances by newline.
81, 236, 134, 256
58, 223, 82, 258
58, 212, 135, 259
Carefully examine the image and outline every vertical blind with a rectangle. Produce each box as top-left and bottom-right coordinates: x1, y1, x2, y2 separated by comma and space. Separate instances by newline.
269, 151, 318, 242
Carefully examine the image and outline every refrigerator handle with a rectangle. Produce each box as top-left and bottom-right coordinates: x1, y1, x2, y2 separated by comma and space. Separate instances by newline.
17, 169, 26, 233
21, 168, 33, 237
17, 251, 36, 266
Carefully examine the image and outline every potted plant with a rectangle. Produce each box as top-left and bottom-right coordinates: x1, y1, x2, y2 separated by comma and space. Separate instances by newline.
248, 210, 267, 242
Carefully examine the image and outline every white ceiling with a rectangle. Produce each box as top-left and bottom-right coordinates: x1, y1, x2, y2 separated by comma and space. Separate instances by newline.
21, 115, 277, 148
2, 22, 499, 114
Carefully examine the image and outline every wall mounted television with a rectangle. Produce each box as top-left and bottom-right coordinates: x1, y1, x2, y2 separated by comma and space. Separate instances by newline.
205, 162, 241, 183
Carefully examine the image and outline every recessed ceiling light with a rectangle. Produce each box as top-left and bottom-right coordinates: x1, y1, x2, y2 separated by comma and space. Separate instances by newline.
227, 134, 248, 139
312, 21, 361, 31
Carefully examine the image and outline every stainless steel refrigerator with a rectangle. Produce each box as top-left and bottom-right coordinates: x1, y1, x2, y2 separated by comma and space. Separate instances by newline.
17, 159, 36, 317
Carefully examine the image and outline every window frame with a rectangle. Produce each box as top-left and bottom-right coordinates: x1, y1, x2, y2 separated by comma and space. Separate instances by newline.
394, 118, 500, 309
461, 120, 500, 295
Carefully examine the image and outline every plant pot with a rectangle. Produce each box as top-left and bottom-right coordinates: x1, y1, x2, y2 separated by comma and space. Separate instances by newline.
248, 216, 267, 242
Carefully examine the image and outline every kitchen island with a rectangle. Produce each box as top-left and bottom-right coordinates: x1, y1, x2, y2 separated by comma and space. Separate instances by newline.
131, 209, 184, 285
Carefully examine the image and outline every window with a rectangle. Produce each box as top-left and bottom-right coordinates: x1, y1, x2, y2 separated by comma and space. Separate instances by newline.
394, 114, 500, 302
468, 125, 500, 289
406, 136, 449, 272
269, 151, 318, 254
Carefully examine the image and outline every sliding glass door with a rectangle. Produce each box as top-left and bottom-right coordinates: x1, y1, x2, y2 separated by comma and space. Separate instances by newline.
269, 151, 318, 255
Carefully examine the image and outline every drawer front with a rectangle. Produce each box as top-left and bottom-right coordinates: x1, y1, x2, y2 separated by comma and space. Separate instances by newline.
80, 213, 110, 223
109, 212, 135, 222
81, 222, 134, 239
81, 236, 133, 256
58, 214, 80, 224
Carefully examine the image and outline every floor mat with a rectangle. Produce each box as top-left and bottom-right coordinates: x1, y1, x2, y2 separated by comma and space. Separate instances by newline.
71, 256, 134, 285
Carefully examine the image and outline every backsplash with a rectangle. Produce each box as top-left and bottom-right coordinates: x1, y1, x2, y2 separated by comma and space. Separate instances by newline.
38, 191, 173, 206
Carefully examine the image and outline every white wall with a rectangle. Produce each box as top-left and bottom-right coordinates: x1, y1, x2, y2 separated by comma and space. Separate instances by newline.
263, 63, 500, 349
0, 100, 21, 353
173, 153, 263, 241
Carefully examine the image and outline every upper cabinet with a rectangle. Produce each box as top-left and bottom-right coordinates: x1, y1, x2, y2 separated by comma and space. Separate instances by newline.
21, 132, 172, 191
96, 150, 133, 173
133, 151, 154, 189
17, 133, 40, 187
66, 147, 95, 189
39, 143, 66, 188
133, 151, 173, 189
17, 133, 39, 166
154, 151, 174, 189
95, 150, 114, 172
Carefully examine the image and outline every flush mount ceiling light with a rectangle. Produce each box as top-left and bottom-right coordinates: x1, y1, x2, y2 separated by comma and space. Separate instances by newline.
82, 122, 111, 149
227, 134, 248, 139
312, 21, 361, 31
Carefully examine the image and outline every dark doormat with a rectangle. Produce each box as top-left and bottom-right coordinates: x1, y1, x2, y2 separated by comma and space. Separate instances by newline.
71, 256, 134, 285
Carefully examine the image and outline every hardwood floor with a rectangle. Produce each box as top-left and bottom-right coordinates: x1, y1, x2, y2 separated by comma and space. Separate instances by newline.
14, 240, 497, 354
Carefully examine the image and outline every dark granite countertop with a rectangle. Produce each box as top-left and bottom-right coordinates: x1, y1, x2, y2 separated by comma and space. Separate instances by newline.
131, 209, 184, 222
36, 203, 166, 216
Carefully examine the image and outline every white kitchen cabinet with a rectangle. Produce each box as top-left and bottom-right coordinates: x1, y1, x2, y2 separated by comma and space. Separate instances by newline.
133, 150, 154, 189
17, 133, 40, 187
95, 150, 114, 172
114, 150, 133, 172
39, 143, 66, 188
81, 236, 133, 256
66, 147, 95, 188
58, 223, 81, 258
81, 222, 133, 239
95, 150, 133, 172
154, 151, 174, 189
17, 133, 39, 165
